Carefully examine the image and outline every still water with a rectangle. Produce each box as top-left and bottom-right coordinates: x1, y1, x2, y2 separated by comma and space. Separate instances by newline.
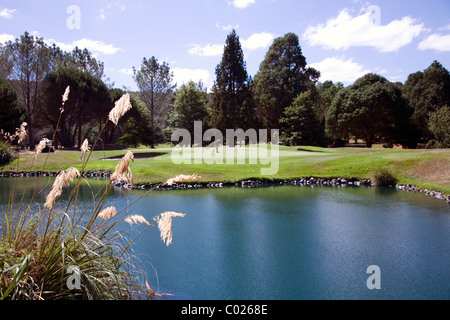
1, 178, 449, 300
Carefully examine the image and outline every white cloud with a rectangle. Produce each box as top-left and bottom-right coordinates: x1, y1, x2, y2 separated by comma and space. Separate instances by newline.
303, 9, 425, 52
309, 57, 370, 84
188, 32, 275, 57
173, 68, 211, 88
216, 23, 240, 32
49, 38, 121, 55
438, 24, 450, 31
119, 68, 133, 76
0, 33, 15, 43
188, 43, 224, 56
98, 10, 106, 21
228, 0, 255, 9
0, 8, 16, 19
418, 33, 450, 52
241, 32, 276, 51
97, 2, 126, 21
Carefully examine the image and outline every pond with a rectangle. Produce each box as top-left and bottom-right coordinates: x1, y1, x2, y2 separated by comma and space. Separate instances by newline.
1, 177, 449, 300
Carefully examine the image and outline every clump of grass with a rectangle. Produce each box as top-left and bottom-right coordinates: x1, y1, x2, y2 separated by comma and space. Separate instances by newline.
373, 170, 398, 187
0, 88, 187, 300
0, 141, 14, 166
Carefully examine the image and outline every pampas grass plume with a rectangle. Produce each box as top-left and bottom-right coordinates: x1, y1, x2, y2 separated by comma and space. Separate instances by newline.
80, 139, 90, 161
34, 138, 49, 158
110, 151, 134, 184
165, 174, 201, 186
45, 167, 81, 209
98, 206, 118, 220
15, 122, 27, 144
124, 214, 151, 226
157, 211, 186, 246
109, 93, 132, 125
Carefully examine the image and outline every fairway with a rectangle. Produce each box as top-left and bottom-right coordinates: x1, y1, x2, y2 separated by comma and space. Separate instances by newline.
2, 145, 449, 194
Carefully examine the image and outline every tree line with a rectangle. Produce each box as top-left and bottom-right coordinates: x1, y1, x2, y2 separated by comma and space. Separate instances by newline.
167, 30, 449, 149
1, 31, 449, 151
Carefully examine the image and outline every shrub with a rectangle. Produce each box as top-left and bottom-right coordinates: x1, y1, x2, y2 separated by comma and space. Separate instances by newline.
0, 91, 190, 300
373, 170, 398, 187
428, 106, 450, 148
0, 141, 14, 166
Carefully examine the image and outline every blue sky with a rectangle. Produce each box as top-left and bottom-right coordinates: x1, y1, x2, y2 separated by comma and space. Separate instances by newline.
1, 0, 449, 91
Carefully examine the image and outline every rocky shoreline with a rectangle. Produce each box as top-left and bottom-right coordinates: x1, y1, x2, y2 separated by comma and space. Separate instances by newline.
0, 170, 449, 205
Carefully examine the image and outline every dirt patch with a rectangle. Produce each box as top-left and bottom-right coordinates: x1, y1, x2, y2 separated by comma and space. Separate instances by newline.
405, 157, 450, 187
103, 152, 166, 160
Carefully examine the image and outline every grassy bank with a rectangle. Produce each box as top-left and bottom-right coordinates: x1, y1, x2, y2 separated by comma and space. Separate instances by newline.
2, 145, 449, 194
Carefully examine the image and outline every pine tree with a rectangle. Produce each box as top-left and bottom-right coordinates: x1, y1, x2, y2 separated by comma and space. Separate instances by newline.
253, 33, 320, 129
133, 56, 175, 148
209, 30, 255, 143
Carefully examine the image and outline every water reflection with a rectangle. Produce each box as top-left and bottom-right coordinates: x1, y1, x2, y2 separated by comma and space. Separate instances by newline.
1, 179, 449, 299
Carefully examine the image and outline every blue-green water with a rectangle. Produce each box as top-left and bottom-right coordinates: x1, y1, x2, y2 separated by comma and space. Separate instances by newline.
1, 178, 449, 299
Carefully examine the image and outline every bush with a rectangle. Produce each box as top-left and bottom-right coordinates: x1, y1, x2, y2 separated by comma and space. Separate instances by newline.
0, 92, 186, 300
0, 141, 14, 166
428, 106, 450, 148
373, 170, 398, 187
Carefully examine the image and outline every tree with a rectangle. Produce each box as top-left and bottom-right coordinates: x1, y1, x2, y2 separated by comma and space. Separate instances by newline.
428, 106, 450, 148
280, 91, 326, 146
0, 78, 24, 136
167, 81, 208, 146
42, 68, 110, 148
314, 81, 344, 123
209, 30, 255, 140
253, 33, 320, 129
0, 44, 13, 79
55, 46, 105, 80
5, 32, 55, 149
325, 73, 413, 148
133, 56, 175, 148
117, 106, 153, 148
324, 87, 352, 144
403, 61, 450, 140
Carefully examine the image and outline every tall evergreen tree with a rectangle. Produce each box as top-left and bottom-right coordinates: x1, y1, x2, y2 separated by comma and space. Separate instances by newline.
133, 56, 175, 148
253, 33, 320, 129
209, 30, 255, 142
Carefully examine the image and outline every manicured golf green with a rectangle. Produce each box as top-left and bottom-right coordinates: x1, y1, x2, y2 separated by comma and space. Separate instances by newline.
2, 145, 449, 194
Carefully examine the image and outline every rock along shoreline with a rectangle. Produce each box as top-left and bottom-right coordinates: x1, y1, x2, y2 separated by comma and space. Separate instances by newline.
1, 170, 449, 205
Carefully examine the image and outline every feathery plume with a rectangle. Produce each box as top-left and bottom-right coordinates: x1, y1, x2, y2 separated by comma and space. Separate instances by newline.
98, 206, 118, 220
80, 139, 90, 161
165, 174, 201, 186
124, 214, 151, 226
110, 151, 134, 184
15, 122, 27, 144
44, 167, 80, 209
108, 93, 132, 125
62, 86, 70, 103
60, 86, 70, 114
156, 211, 186, 246
34, 138, 49, 158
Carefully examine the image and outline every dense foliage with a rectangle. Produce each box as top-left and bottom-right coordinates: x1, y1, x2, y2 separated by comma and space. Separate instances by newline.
0, 31, 449, 150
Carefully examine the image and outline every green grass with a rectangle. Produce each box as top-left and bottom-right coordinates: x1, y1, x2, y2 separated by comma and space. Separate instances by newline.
2, 145, 449, 194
